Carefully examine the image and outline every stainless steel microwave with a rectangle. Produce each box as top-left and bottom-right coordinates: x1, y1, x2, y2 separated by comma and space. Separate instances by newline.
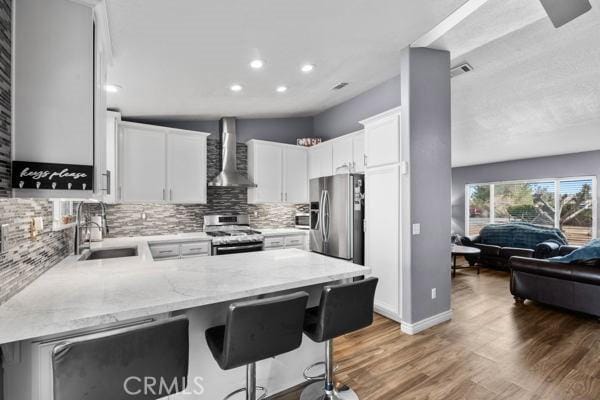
295, 213, 310, 230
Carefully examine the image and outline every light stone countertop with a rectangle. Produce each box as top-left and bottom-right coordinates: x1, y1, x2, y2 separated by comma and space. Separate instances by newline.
0, 235, 368, 344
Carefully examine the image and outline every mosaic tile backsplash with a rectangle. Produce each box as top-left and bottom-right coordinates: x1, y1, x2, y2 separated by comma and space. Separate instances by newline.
103, 140, 308, 236
0, 199, 73, 305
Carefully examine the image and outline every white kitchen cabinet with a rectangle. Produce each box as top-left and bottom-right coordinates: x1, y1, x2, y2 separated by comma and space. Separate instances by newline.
360, 106, 405, 323
149, 240, 211, 260
98, 111, 120, 203
308, 142, 333, 179
263, 234, 307, 251
361, 107, 402, 168
247, 140, 308, 203
365, 165, 401, 320
352, 132, 366, 172
331, 135, 354, 174
120, 125, 167, 202
283, 146, 308, 203
119, 122, 209, 203
167, 132, 207, 203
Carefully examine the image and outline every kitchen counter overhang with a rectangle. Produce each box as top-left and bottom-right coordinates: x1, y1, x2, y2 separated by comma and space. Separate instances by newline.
0, 245, 369, 344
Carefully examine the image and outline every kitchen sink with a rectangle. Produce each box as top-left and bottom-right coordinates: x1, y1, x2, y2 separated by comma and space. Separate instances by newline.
78, 247, 138, 261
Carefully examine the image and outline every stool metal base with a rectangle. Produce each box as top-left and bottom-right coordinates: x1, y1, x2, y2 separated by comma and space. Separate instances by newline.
300, 381, 359, 400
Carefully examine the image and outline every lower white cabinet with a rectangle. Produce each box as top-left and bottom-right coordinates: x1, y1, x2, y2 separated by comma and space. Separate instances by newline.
247, 140, 308, 203
149, 240, 211, 260
118, 122, 209, 203
263, 234, 308, 251
365, 165, 401, 320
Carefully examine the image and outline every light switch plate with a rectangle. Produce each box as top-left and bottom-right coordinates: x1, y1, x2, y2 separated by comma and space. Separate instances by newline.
412, 223, 421, 235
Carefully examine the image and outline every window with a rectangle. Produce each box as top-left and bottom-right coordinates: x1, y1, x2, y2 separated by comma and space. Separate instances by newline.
466, 177, 596, 245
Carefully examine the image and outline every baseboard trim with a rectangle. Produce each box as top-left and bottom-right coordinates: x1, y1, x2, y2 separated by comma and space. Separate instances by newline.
400, 309, 452, 335
374, 306, 402, 323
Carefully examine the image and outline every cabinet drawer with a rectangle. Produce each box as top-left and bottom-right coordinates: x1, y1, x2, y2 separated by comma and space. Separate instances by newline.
264, 236, 285, 248
150, 243, 180, 259
284, 235, 305, 247
181, 242, 210, 256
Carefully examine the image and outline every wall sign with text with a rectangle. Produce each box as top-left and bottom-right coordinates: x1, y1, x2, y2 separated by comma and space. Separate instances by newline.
12, 161, 93, 191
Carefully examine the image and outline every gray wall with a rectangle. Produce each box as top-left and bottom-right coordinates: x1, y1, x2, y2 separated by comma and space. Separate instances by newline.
312, 75, 401, 140
402, 47, 452, 324
128, 117, 314, 145
452, 150, 600, 237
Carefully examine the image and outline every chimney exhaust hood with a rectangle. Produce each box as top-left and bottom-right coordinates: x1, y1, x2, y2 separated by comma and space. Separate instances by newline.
208, 117, 257, 188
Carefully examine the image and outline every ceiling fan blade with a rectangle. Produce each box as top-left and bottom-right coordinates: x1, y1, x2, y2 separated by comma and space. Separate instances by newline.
539, 0, 592, 28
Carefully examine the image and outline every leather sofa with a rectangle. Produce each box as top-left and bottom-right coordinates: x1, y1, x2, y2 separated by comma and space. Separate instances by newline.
509, 245, 600, 317
460, 235, 559, 269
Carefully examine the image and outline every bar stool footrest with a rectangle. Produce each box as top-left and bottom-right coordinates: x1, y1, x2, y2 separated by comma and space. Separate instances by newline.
223, 385, 267, 400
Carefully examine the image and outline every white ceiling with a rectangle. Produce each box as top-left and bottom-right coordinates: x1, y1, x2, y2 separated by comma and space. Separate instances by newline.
105, 0, 466, 119
440, 0, 600, 166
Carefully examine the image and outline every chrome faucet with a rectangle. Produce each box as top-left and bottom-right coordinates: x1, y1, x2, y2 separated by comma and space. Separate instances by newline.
74, 201, 110, 255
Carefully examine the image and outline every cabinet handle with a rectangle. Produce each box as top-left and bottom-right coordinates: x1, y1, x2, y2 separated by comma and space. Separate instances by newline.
285, 192, 288, 202
281, 192, 283, 202
118, 186, 122, 200
170, 189, 173, 201
102, 170, 111, 195
159, 250, 174, 254
163, 189, 166, 201
364, 154, 368, 167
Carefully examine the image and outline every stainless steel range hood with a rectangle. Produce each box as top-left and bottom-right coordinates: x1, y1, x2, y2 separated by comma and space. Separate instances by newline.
208, 117, 257, 188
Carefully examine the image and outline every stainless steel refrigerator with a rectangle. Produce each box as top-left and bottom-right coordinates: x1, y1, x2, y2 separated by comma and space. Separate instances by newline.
309, 173, 365, 265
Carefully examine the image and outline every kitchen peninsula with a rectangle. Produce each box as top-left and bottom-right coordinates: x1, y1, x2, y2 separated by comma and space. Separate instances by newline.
0, 243, 369, 399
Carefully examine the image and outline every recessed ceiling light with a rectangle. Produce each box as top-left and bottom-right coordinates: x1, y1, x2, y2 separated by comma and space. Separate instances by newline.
276, 86, 288, 93
250, 59, 264, 69
104, 84, 122, 93
301, 64, 315, 73
230, 84, 243, 92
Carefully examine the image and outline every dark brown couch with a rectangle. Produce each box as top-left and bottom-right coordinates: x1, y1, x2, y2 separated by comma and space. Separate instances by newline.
460, 235, 562, 269
509, 245, 600, 317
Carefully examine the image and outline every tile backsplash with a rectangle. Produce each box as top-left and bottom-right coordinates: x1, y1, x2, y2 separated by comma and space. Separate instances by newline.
102, 139, 308, 237
0, 198, 73, 305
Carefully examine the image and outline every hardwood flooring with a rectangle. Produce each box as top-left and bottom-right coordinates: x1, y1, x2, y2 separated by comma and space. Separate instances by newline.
272, 263, 600, 400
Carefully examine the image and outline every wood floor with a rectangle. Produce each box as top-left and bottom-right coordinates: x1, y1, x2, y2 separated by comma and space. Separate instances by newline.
273, 263, 600, 400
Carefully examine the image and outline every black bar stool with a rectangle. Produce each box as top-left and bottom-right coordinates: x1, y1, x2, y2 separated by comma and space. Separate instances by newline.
52, 317, 189, 400
300, 277, 378, 400
206, 291, 309, 400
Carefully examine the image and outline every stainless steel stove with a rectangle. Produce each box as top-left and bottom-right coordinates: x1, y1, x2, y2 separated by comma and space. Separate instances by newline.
204, 215, 264, 255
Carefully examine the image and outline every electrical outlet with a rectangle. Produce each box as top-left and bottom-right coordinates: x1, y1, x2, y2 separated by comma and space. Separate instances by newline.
412, 223, 421, 235
431, 288, 437, 299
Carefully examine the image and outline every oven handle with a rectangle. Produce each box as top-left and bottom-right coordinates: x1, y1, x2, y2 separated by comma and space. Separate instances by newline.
217, 243, 264, 252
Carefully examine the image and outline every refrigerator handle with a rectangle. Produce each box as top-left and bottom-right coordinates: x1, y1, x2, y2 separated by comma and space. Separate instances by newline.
318, 190, 325, 241
323, 190, 330, 241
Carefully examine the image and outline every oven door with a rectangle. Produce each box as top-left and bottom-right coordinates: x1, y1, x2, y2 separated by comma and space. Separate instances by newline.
212, 242, 264, 256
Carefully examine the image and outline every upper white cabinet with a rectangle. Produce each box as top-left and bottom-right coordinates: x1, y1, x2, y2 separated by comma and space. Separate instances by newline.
98, 111, 121, 203
283, 146, 309, 203
119, 122, 209, 203
308, 142, 333, 179
331, 135, 354, 174
167, 132, 208, 203
247, 140, 308, 204
120, 124, 168, 202
352, 133, 366, 173
360, 107, 402, 168
247, 141, 284, 203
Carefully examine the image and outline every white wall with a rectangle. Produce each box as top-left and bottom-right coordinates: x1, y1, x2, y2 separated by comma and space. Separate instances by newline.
14, 0, 93, 166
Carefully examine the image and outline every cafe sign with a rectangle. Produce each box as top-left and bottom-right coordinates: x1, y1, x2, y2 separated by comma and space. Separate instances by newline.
12, 161, 93, 190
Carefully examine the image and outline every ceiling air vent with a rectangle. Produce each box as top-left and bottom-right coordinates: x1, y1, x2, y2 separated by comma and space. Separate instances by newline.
332, 82, 349, 90
450, 63, 473, 78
